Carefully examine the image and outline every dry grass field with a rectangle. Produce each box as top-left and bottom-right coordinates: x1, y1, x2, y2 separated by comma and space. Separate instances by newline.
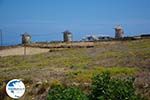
0, 39, 150, 100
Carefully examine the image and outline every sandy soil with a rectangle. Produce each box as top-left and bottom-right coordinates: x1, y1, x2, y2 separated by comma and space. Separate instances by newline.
0, 46, 50, 57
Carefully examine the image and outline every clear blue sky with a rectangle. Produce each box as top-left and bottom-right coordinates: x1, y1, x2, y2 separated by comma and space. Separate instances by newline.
0, 0, 150, 45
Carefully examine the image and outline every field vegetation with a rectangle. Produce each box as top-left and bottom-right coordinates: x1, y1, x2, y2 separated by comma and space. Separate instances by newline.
0, 39, 150, 100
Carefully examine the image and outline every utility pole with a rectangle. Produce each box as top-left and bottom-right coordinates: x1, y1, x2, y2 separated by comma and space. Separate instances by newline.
20, 34, 26, 59
0, 29, 3, 50
24, 44, 26, 57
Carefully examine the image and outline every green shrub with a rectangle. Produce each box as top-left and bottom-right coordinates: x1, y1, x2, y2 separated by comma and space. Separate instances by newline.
47, 85, 88, 100
47, 72, 146, 100
90, 72, 144, 100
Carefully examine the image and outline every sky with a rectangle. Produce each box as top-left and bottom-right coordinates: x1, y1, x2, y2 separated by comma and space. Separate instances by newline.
0, 0, 150, 45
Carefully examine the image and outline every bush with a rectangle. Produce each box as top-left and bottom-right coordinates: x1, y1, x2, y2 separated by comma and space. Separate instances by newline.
90, 72, 144, 100
47, 85, 88, 100
47, 72, 145, 100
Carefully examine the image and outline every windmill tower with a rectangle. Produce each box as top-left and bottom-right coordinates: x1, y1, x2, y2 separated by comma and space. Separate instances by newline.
114, 25, 124, 38
21, 32, 31, 44
63, 30, 72, 42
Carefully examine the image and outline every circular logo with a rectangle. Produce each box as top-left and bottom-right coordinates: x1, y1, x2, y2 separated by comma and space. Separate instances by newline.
6, 79, 25, 99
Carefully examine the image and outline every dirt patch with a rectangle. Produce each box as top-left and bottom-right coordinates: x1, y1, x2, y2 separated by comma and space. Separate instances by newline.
0, 46, 50, 57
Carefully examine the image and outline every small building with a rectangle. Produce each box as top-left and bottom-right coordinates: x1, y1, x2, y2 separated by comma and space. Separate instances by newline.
21, 32, 31, 44
114, 25, 124, 38
98, 36, 112, 41
82, 34, 112, 41
63, 30, 72, 42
